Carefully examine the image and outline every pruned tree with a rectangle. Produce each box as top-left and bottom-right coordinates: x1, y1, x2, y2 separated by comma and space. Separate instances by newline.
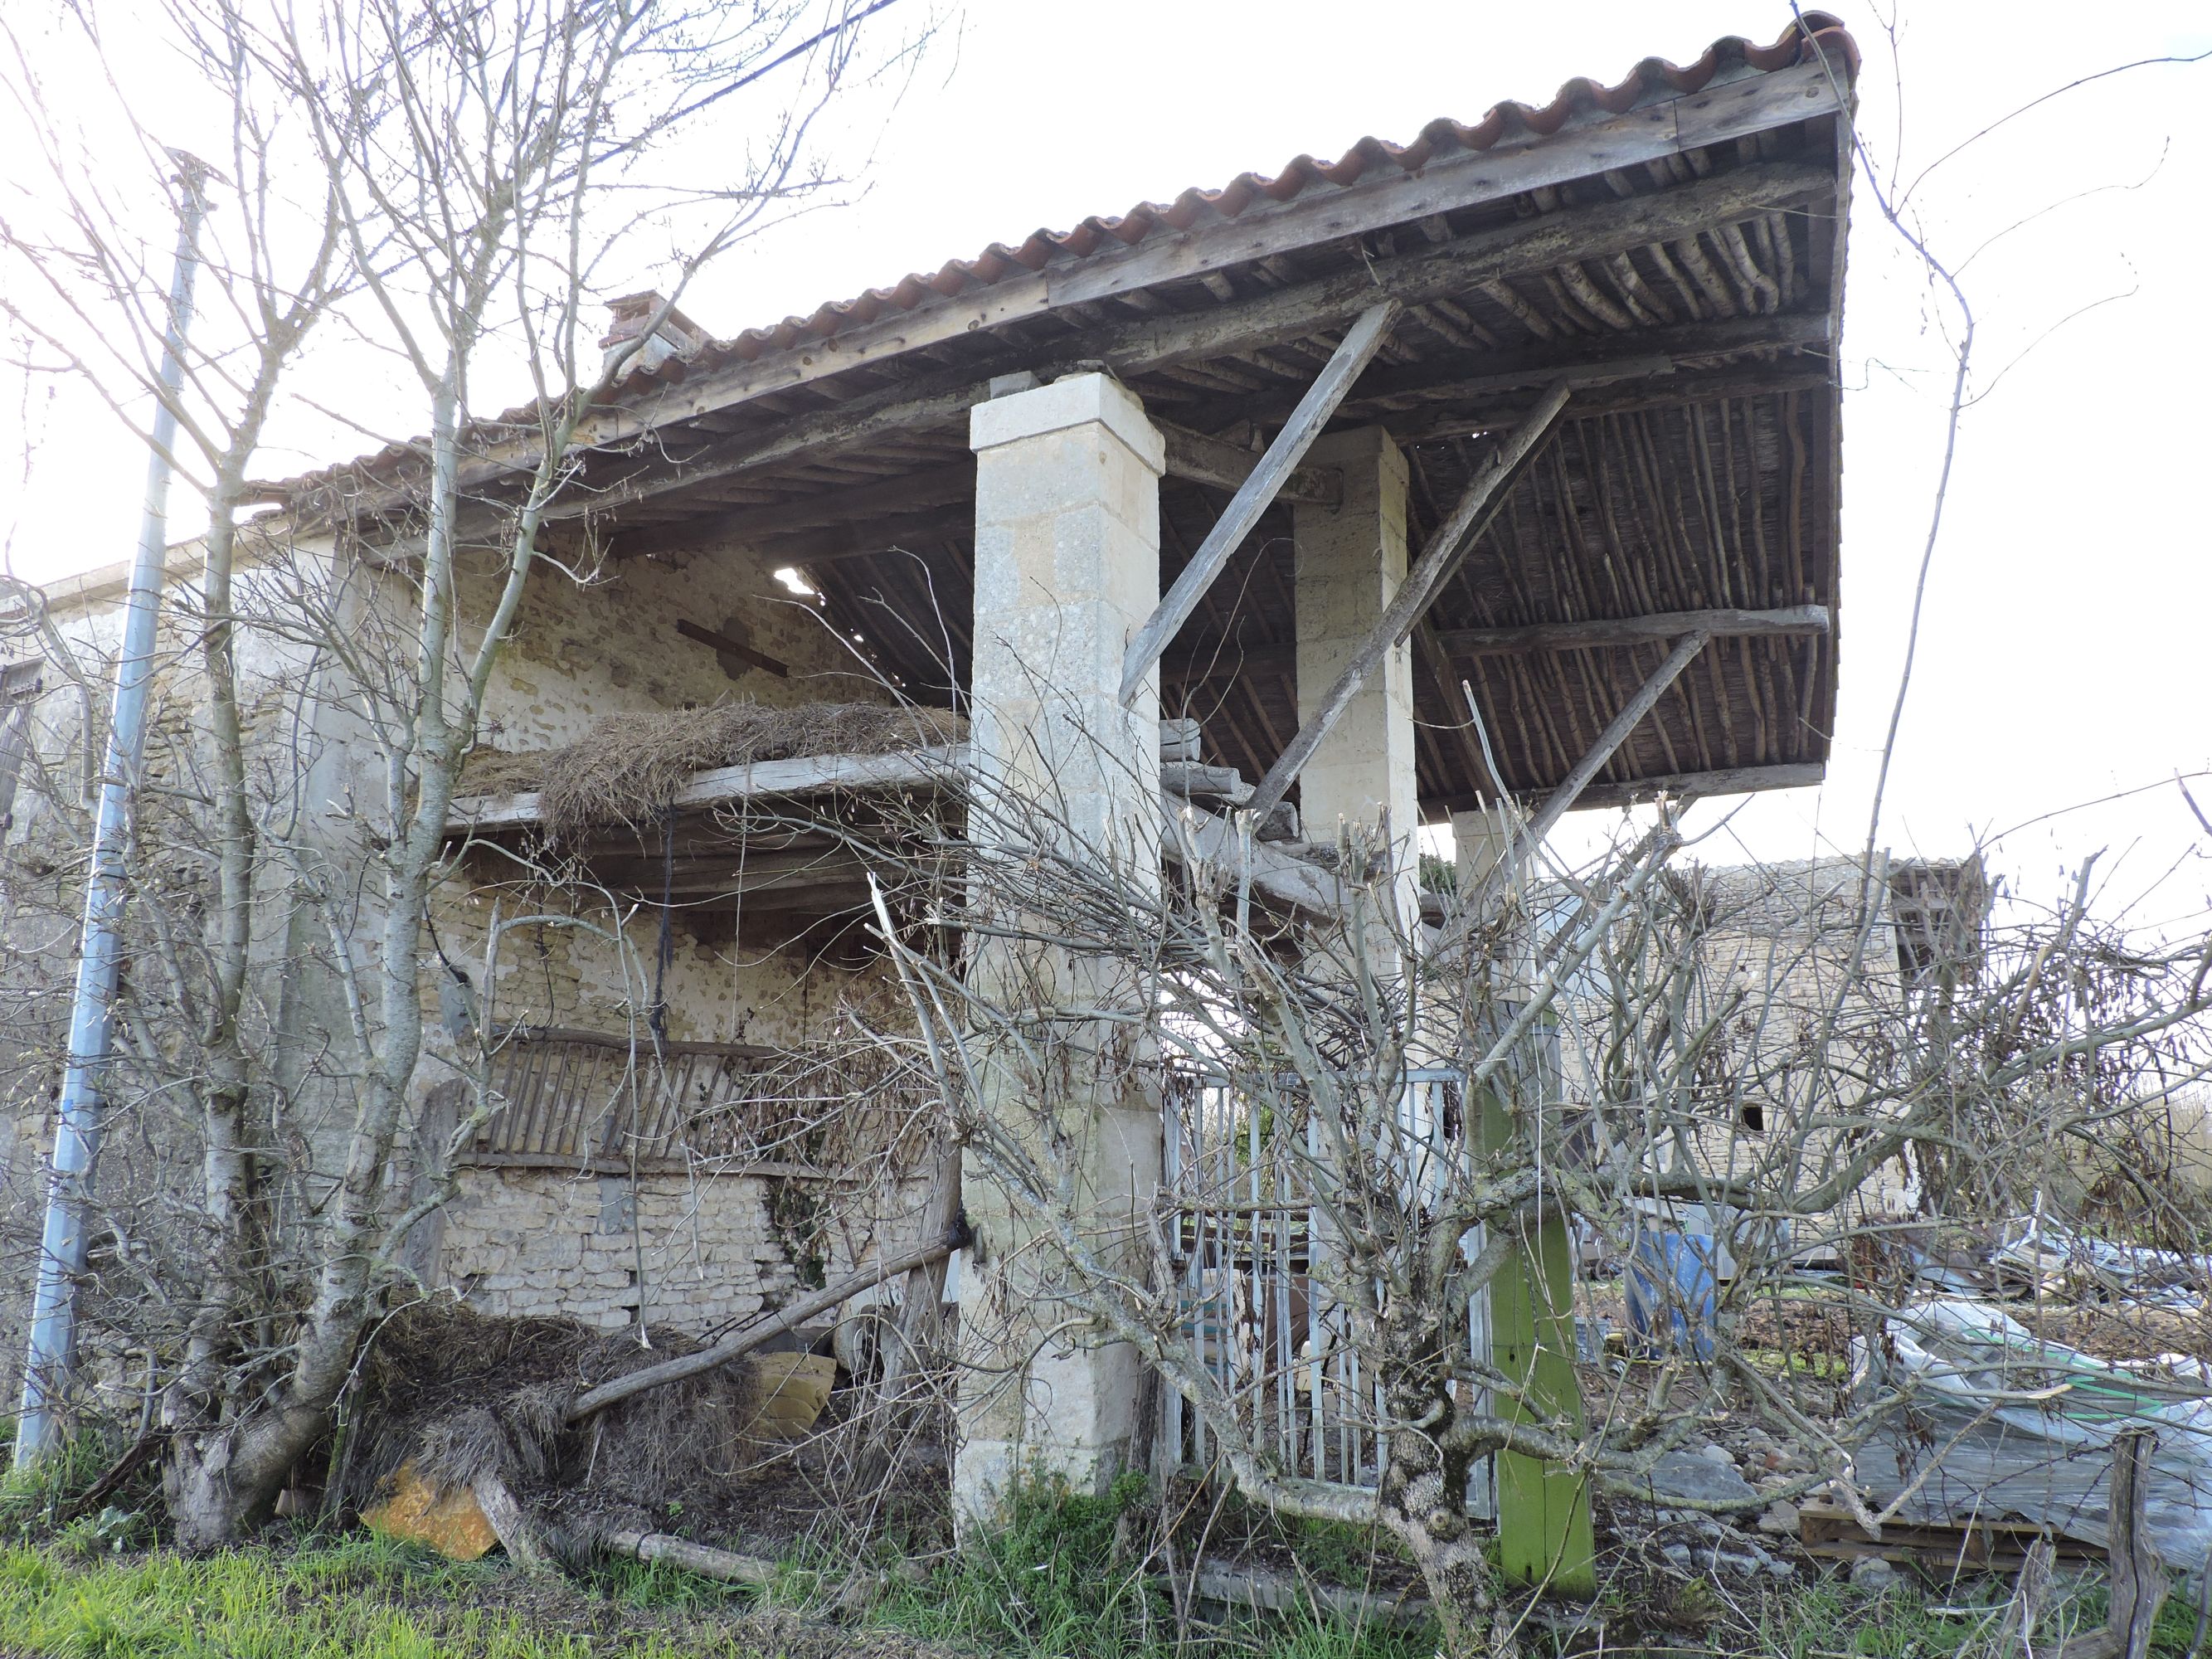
797, 728, 2212, 1656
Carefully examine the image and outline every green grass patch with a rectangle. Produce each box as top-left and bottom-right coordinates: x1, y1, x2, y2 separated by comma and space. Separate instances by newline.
0, 1477, 1434, 1659
0, 1535, 770, 1658
1748, 1574, 2205, 1659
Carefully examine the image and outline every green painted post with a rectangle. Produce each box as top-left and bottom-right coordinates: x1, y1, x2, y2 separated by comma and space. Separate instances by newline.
1480, 1087, 1596, 1596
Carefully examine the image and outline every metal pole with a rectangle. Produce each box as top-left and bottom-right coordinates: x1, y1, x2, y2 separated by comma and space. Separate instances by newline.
17, 153, 212, 1465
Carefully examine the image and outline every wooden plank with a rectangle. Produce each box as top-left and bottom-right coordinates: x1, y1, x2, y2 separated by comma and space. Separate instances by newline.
1162, 797, 1344, 917
1519, 632, 1709, 849
1246, 381, 1576, 819
457, 1149, 843, 1180
1156, 420, 1340, 507
1121, 300, 1402, 706
1439, 604, 1830, 656
446, 744, 965, 832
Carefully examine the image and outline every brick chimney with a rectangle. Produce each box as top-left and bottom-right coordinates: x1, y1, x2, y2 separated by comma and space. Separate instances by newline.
600, 291, 709, 378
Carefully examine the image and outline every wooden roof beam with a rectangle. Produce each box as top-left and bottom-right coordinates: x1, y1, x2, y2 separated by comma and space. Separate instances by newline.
1157, 421, 1340, 508
1121, 301, 1401, 706
1246, 380, 1576, 820
1441, 604, 1830, 657
1426, 761, 1825, 817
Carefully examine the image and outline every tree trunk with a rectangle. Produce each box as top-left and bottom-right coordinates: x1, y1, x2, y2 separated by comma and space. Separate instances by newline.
1374, 1368, 1500, 1657
163, 1398, 322, 1551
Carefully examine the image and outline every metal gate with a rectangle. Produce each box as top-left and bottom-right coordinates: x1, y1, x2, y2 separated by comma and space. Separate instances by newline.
1159, 1065, 1490, 1506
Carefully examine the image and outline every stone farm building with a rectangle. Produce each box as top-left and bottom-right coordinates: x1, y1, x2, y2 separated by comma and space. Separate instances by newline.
0, 16, 1860, 1513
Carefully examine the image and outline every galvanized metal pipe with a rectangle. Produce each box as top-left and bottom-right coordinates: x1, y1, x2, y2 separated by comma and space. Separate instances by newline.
17, 156, 211, 1466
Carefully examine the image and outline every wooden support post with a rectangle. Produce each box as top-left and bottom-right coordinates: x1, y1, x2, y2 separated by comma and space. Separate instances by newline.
1120, 300, 1401, 705
1246, 380, 1573, 820
1513, 630, 1710, 855
2056, 1429, 2166, 1659
1480, 1085, 1596, 1598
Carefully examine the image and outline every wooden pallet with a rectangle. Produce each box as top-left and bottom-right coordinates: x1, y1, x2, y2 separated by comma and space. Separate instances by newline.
1797, 1503, 2101, 1575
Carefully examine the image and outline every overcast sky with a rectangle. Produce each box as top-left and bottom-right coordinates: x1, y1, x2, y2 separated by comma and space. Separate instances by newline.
4, 2, 2208, 922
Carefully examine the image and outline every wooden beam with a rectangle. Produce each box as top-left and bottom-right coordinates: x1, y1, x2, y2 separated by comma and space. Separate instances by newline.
617, 422, 1338, 562
1426, 762, 1824, 816
1163, 797, 1344, 917
723, 509, 975, 568
1156, 421, 1340, 507
673, 619, 789, 679
446, 744, 964, 834
1344, 313, 1831, 416
1392, 365, 1832, 444
1519, 631, 1709, 849
1246, 379, 1576, 820
1439, 604, 1830, 657
331, 161, 1830, 535
1121, 300, 1402, 706
620, 466, 975, 559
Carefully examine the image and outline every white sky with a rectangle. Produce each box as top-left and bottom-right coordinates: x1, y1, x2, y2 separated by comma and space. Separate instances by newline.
4, 1, 2209, 922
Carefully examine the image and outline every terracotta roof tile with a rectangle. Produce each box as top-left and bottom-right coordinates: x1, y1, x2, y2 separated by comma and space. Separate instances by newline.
278, 14, 1855, 501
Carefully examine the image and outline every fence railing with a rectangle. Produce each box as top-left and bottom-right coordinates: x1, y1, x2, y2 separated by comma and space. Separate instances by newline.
1160, 1065, 1491, 1506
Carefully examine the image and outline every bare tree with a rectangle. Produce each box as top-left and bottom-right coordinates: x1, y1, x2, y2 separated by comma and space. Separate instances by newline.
801, 731, 2212, 1655
0, 0, 917, 1545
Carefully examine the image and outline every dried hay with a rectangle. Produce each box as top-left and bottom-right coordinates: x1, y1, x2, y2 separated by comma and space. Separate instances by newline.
457, 701, 963, 835
338, 1297, 808, 1555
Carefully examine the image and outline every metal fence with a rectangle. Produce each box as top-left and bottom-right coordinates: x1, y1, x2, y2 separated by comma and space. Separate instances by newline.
1160, 1064, 1490, 1506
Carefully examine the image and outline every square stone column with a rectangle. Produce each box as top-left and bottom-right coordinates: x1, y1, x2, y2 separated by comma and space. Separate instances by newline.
1294, 426, 1420, 921
956, 372, 1164, 1523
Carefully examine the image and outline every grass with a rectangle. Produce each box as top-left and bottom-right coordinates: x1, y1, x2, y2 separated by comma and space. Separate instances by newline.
0, 1533, 787, 1658
1748, 1574, 2206, 1659
0, 1478, 1434, 1659
754, 1473, 1432, 1659
1, 1469, 2202, 1659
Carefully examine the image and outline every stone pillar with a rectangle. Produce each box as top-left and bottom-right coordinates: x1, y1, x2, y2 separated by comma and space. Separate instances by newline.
956, 372, 1164, 1522
1293, 426, 1420, 922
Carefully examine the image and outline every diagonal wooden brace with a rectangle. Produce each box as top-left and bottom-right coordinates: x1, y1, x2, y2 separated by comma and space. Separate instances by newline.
1245, 380, 1573, 820
1464, 630, 1714, 893
1119, 300, 1401, 707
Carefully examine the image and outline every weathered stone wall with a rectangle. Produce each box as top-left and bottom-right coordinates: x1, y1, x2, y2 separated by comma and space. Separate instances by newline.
4, 528, 932, 1360
437, 1169, 815, 1333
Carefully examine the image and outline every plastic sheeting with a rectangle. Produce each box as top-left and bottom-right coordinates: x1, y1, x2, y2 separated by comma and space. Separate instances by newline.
1854, 1298, 2212, 1576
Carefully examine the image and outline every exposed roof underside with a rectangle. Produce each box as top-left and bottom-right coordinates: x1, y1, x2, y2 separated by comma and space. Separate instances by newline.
306, 14, 1858, 825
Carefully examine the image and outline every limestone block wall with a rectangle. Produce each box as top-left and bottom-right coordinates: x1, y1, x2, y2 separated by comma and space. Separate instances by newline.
434, 1153, 940, 1335
459, 533, 878, 753
435, 1169, 809, 1333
